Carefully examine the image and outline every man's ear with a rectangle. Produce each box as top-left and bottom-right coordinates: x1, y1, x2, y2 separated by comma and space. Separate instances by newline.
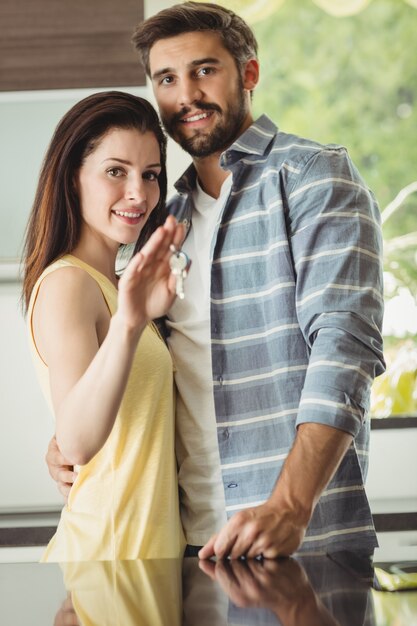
242, 58, 259, 91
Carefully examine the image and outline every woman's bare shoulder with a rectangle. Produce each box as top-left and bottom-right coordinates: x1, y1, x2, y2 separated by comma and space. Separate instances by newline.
32, 265, 109, 362
36, 265, 104, 314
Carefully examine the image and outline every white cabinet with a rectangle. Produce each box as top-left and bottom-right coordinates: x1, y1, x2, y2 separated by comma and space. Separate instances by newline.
367, 425, 417, 513
0, 281, 62, 512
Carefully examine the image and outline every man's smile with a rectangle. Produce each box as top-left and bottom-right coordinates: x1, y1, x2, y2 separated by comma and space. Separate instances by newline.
181, 111, 214, 124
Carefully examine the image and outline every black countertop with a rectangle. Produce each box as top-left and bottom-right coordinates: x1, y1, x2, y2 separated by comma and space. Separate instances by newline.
1, 551, 416, 625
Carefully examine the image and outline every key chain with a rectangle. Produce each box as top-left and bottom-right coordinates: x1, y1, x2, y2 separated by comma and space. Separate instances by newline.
169, 245, 190, 300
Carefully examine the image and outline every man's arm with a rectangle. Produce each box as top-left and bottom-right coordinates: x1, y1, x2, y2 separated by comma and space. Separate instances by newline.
54, 594, 80, 626
200, 147, 384, 559
199, 423, 352, 559
46, 436, 76, 500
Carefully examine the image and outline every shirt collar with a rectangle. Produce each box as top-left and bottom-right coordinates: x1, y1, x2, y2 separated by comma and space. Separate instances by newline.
222, 114, 278, 162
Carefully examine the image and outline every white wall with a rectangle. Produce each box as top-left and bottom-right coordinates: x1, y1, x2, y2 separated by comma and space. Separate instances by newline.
367, 427, 417, 513
0, 282, 61, 511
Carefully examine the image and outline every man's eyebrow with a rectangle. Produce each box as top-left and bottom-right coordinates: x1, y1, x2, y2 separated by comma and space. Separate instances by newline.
151, 57, 221, 80
189, 57, 221, 67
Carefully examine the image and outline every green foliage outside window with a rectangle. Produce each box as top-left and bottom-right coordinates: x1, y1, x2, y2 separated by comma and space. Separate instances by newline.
223, 0, 417, 416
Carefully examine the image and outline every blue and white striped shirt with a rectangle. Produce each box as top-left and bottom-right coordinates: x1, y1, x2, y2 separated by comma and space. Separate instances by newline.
168, 115, 385, 553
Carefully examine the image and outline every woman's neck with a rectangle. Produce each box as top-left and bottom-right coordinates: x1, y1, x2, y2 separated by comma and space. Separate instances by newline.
71, 235, 119, 288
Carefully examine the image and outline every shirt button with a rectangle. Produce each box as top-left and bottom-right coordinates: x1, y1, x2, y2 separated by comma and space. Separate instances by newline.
218, 376, 223, 385
227, 482, 238, 489
223, 428, 229, 439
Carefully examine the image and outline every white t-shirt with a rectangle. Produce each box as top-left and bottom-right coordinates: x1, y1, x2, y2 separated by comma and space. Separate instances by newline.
166, 175, 232, 546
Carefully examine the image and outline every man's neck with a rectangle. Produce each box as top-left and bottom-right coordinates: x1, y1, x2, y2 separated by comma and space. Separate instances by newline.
191, 114, 254, 199
193, 153, 230, 199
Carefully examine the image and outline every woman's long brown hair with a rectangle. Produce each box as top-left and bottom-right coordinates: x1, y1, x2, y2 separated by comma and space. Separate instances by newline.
22, 90, 167, 311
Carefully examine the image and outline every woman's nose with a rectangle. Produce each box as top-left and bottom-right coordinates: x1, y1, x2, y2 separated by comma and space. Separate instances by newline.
125, 175, 145, 201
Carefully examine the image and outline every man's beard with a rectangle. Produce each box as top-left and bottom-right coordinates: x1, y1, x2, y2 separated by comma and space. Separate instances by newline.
161, 82, 248, 158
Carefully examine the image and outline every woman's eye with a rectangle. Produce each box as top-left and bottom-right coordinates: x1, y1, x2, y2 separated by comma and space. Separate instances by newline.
143, 171, 159, 182
107, 167, 124, 177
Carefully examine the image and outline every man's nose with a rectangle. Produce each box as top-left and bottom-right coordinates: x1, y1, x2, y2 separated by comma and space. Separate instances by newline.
178, 78, 203, 107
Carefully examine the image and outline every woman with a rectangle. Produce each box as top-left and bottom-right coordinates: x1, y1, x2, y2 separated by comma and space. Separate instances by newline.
22, 91, 186, 561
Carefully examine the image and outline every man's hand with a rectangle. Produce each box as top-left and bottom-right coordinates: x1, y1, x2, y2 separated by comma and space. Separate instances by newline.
199, 423, 353, 560
54, 594, 80, 626
198, 499, 307, 560
199, 556, 303, 610
46, 436, 77, 501
199, 557, 339, 626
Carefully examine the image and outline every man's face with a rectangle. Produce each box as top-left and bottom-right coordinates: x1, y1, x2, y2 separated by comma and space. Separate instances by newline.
149, 31, 254, 158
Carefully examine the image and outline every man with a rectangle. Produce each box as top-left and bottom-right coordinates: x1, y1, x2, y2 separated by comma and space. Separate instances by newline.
47, 1, 385, 559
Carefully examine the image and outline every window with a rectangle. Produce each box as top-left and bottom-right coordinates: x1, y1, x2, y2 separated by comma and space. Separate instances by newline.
225, 0, 417, 416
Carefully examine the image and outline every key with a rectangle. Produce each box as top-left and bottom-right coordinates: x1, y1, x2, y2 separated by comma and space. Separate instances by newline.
169, 247, 189, 299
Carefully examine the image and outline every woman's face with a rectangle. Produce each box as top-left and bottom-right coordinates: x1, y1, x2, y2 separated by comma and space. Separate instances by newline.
77, 127, 162, 249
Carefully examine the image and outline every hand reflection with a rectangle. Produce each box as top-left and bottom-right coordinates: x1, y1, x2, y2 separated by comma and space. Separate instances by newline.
54, 594, 81, 626
199, 557, 340, 626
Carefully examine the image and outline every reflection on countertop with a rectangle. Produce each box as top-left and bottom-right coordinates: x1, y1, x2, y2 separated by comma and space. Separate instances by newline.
1, 551, 416, 625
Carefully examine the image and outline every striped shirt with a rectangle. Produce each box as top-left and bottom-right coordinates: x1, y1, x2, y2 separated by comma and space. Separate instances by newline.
168, 115, 385, 553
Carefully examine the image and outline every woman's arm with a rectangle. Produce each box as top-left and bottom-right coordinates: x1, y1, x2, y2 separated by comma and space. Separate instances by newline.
34, 217, 183, 466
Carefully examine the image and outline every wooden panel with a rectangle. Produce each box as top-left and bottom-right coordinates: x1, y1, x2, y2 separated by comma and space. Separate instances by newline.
0, 0, 145, 91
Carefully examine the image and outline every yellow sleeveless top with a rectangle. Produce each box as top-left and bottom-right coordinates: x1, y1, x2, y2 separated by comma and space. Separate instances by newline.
27, 255, 185, 561
60, 559, 182, 625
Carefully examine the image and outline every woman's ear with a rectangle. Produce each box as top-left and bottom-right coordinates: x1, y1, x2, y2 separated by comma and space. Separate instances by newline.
242, 58, 260, 92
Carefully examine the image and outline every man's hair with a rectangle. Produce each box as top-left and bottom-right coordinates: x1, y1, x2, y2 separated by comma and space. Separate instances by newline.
132, 1, 258, 76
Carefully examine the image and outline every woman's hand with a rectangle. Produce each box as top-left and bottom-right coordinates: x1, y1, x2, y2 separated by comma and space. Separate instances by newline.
117, 215, 186, 331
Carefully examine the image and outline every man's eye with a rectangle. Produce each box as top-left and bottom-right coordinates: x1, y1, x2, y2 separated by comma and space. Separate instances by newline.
198, 67, 214, 77
160, 76, 174, 85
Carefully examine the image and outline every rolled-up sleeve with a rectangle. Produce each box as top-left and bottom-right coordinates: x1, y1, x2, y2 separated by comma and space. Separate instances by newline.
288, 148, 385, 436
